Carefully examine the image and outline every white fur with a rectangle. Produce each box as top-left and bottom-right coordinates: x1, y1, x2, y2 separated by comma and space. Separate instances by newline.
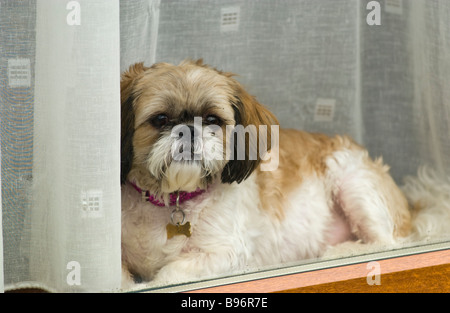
326, 149, 395, 244
121, 147, 404, 289
402, 166, 450, 241
146, 124, 227, 194
323, 166, 450, 260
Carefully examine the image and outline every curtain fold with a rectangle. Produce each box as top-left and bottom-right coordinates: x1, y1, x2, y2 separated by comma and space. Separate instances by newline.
29, 0, 121, 292
120, 0, 161, 72
410, 0, 450, 177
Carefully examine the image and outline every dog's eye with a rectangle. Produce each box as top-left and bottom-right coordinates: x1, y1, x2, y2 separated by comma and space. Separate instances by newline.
205, 115, 221, 126
150, 114, 169, 128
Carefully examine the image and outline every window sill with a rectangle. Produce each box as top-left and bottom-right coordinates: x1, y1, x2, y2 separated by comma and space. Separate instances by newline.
182, 245, 450, 293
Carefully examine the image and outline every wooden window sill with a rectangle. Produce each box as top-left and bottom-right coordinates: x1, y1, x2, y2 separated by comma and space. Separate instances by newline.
187, 249, 450, 293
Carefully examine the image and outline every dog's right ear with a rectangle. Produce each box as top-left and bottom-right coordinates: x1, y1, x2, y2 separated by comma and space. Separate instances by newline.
120, 63, 148, 184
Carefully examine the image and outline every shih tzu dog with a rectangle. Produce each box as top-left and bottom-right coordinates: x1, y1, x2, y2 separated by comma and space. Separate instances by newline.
120, 59, 411, 287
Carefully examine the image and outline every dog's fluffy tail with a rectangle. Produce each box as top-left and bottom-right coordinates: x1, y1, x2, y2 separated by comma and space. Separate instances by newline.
401, 166, 450, 243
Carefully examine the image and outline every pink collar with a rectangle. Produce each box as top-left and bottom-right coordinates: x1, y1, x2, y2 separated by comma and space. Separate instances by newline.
129, 181, 205, 207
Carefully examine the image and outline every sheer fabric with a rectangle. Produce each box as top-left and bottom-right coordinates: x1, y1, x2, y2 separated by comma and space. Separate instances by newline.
0, 0, 449, 292
1, 0, 121, 292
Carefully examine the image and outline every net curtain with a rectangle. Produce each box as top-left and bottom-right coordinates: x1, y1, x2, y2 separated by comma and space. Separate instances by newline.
0, 0, 449, 292
1, 0, 121, 292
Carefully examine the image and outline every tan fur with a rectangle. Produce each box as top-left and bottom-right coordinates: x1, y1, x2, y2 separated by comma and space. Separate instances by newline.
257, 130, 359, 220
362, 157, 412, 237
257, 129, 411, 237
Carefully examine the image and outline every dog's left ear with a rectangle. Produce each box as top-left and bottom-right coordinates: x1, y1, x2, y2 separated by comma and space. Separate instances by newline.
221, 81, 279, 184
120, 63, 148, 184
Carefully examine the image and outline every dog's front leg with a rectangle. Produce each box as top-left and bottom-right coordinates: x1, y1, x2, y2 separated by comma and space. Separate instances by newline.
149, 251, 243, 287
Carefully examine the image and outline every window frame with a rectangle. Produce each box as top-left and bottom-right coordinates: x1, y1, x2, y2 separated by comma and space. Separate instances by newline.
140, 241, 450, 293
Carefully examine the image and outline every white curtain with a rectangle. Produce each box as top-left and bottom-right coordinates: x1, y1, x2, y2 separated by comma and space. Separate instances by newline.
1, 0, 449, 292
1, 0, 121, 292
410, 0, 450, 175
1, 0, 37, 290
29, 0, 121, 292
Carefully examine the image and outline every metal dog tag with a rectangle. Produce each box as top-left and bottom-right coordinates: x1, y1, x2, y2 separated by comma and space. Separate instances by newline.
166, 222, 191, 239
166, 204, 191, 239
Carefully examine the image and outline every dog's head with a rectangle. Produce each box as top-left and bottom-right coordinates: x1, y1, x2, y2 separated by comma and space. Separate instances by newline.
121, 59, 278, 194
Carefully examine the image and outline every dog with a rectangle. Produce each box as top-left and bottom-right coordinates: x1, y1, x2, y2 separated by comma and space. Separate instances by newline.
120, 59, 411, 287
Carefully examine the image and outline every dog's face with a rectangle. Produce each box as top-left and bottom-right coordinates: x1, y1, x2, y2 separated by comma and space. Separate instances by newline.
121, 60, 277, 194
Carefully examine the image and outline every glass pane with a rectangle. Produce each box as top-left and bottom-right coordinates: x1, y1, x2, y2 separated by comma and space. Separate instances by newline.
119, 0, 450, 291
